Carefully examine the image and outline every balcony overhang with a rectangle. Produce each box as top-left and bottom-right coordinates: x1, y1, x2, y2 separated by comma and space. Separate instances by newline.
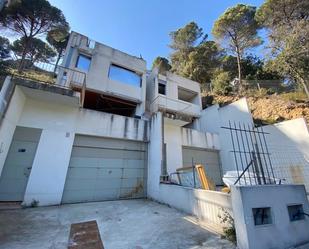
14, 78, 81, 107
151, 95, 201, 120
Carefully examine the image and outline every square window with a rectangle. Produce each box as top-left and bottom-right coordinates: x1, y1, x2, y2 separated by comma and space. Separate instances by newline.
288, 204, 305, 222
252, 207, 272, 226
76, 54, 91, 71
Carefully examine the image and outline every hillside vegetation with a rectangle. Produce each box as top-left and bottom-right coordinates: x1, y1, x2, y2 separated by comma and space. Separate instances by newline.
204, 92, 309, 125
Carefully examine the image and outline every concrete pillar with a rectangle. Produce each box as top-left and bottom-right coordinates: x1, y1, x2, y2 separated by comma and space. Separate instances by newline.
147, 112, 163, 200
23, 129, 74, 206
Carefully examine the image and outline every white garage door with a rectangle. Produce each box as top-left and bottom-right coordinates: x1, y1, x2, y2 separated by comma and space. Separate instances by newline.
62, 135, 147, 204
182, 147, 222, 185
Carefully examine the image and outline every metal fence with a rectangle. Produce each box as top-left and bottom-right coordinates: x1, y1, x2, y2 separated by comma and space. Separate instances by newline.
222, 122, 277, 186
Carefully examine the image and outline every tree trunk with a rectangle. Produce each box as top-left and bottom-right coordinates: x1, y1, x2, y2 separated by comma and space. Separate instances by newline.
18, 37, 30, 73
299, 78, 309, 100
53, 52, 61, 74
235, 46, 242, 93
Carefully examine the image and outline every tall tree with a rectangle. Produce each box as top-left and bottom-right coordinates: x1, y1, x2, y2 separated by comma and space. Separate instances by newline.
182, 41, 222, 84
212, 4, 262, 92
0, 0, 68, 70
152, 56, 171, 74
256, 0, 309, 98
47, 26, 70, 72
11, 37, 56, 64
0, 36, 10, 59
169, 22, 206, 76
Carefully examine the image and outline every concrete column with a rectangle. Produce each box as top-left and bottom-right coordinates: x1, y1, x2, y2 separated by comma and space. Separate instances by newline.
23, 129, 74, 206
147, 112, 163, 200
164, 124, 183, 174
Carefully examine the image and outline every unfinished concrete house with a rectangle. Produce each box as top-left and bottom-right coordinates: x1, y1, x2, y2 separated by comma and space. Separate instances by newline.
1, 31, 309, 249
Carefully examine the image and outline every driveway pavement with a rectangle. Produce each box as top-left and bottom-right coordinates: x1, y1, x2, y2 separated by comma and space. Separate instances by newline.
0, 199, 235, 249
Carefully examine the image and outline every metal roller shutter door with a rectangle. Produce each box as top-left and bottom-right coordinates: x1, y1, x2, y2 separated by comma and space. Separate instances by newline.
62, 135, 147, 204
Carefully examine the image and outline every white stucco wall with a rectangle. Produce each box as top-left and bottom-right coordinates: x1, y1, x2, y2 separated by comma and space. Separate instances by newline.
0, 85, 26, 176
23, 130, 74, 206
197, 98, 254, 173
263, 118, 309, 192
231, 184, 309, 249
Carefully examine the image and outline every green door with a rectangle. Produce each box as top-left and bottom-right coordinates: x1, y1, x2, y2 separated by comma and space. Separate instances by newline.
0, 127, 41, 201
182, 147, 222, 185
62, 135, 147, 204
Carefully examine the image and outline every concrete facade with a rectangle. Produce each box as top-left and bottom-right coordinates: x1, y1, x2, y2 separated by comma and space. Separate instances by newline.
0, 81, 149, 206
231, 185, 309, 249
61, 31, 147, 116
147, 69, 202, 118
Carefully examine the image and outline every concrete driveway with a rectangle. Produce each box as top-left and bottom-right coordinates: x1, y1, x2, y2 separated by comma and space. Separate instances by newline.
0, 199, 235, 249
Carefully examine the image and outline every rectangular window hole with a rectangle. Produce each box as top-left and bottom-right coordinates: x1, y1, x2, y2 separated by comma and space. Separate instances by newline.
158, 82, 166, 95
252, 207, 272, 226
288, 204, 305, 222
76, 54, 91, 71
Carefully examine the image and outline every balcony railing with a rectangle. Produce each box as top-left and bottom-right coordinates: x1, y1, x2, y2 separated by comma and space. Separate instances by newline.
1, 60, 86, 106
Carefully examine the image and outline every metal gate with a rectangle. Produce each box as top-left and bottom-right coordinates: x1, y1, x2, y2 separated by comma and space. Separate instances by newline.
62, 135, 147, 204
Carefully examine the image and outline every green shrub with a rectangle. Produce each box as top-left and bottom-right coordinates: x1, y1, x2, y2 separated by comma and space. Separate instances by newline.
212, 71, 232, 95
218, 208, 236, 243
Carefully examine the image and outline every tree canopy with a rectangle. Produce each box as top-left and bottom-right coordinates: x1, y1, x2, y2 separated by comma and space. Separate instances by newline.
47, 26, 70, 70
256, 0, 309, 98
212, 4, 262, 91
11, 37, 56, 64
0, 0, 68, 70
169, 22, 206, 76
152, 56, 171, 74
182, 41, 222, 84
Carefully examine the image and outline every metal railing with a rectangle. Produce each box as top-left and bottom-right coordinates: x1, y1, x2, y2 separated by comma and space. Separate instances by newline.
1, 60, 86, 106
222, 121, 278, 186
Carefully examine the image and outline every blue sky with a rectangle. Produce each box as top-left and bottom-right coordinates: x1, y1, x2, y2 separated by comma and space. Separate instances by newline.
49, 0, 265, 69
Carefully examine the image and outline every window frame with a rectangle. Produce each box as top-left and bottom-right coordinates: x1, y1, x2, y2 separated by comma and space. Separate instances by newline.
287, 204, 305, 222
252, 207, 273, 226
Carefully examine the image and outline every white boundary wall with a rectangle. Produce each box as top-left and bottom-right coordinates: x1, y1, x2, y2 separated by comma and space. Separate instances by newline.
263, 118, 309, 192
154, 184, 232, 234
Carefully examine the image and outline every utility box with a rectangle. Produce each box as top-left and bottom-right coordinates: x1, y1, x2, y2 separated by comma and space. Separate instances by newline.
231, 184, 309, 249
